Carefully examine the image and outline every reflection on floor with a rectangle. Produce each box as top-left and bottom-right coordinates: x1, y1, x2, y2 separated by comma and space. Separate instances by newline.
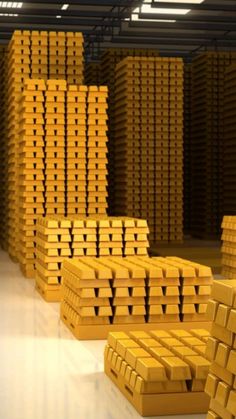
0, 249, 206, 419
152, 237, 221, 274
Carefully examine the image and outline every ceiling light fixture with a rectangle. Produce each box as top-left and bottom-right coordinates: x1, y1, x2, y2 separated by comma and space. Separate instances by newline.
56, 15, 62, 18
0, 12, 18, 15
155, 0, 204, 3
61, 4, 69, 10
0, 2, 23, 7
131, 13, 176, 22
138, 4, 191, 15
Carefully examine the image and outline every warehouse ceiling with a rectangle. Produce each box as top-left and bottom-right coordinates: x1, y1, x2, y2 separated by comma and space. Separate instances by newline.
0, 0, 236, 59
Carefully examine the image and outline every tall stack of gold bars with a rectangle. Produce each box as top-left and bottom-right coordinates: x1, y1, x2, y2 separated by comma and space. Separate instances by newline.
100, 48, 159, 213
60, 256, 213, 339
205, 279, 236, 418
113, 57, 183, 244
0, 30, 84, 259
35, 216, 149, 301
183, 63, 192, 234
18, 80, 108, 278
85, 62, 102, 86
190, 52, 236, 239
224, 63, 236, 215
0, 45, 6, 246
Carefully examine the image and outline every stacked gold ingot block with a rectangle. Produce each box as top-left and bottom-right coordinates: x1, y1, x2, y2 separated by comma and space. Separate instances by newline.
130, 257, 180, 323
36, 218, 71, 301
49, 32, 66, 79
7, 31, 31, 259
104, 329, 210, 416
87, 86, 108, 215
113, 57, 184, 244
66, 32, 84, 85
71, 219, 97, 257
31, 31, 48, 80
62, 258, 113, 325
97, 218, 123, 256
165, 257, 213, 321
191, 52, 236, 239
60, 256, 212, 339
18, 79, 45, 278
221, 215, 236, 278
224, 65, 236, 215
2, 30, 84, 261
205, 279, 236, 418
123, 218, 149, 256
61, 258, 146, 327
44, 80, 66, 216
66, 86, 87, 216
85, 62, 101, 86
35, 216, 149, 301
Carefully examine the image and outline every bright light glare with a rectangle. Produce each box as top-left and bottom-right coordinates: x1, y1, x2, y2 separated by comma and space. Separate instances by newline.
155, 0, 204, 3
134, 4, 190, 15
61, 4, 69, 10
0, 12, 18, 15
0, 2, 23, 7
131, 13, 176, 22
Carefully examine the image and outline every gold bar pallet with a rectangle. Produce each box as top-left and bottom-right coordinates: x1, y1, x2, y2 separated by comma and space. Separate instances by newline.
104, 329, 210, 416
113, 57, 184, 244
1, 30, 84, 261
35, 216, 150, 302
221, 215, 236, 277
60, 256, 213, 340
205, 279, 236, 419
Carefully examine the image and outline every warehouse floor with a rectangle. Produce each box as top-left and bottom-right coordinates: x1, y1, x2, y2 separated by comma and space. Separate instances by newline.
0, 247, 218, 419
152, 237, 221, 274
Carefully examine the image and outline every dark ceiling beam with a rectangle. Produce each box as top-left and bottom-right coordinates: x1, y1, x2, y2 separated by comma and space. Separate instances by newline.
139, 13, 236, 23
130, 20, 236, 31
151, 1, 236, 12
111, 35, 236, 47
0, 8, 131, 18
120, 27, 236, 41
21, 0, 140, 5
0, 16, 121, 26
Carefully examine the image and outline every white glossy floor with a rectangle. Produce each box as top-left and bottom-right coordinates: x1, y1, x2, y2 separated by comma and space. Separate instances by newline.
0, 249, 206, 419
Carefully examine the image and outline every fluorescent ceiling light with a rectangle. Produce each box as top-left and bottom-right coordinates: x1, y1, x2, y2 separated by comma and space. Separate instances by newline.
0, 2, 23, 7
155, 0, 204, 3
131, 13, 176, 22
56, 15, 62, 18
0, 12, 18, 15
61, 3, 69, 10
135, 4, 190, 15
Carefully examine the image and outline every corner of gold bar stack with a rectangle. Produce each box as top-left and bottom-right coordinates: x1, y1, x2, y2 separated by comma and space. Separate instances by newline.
205, 279, 236, 419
